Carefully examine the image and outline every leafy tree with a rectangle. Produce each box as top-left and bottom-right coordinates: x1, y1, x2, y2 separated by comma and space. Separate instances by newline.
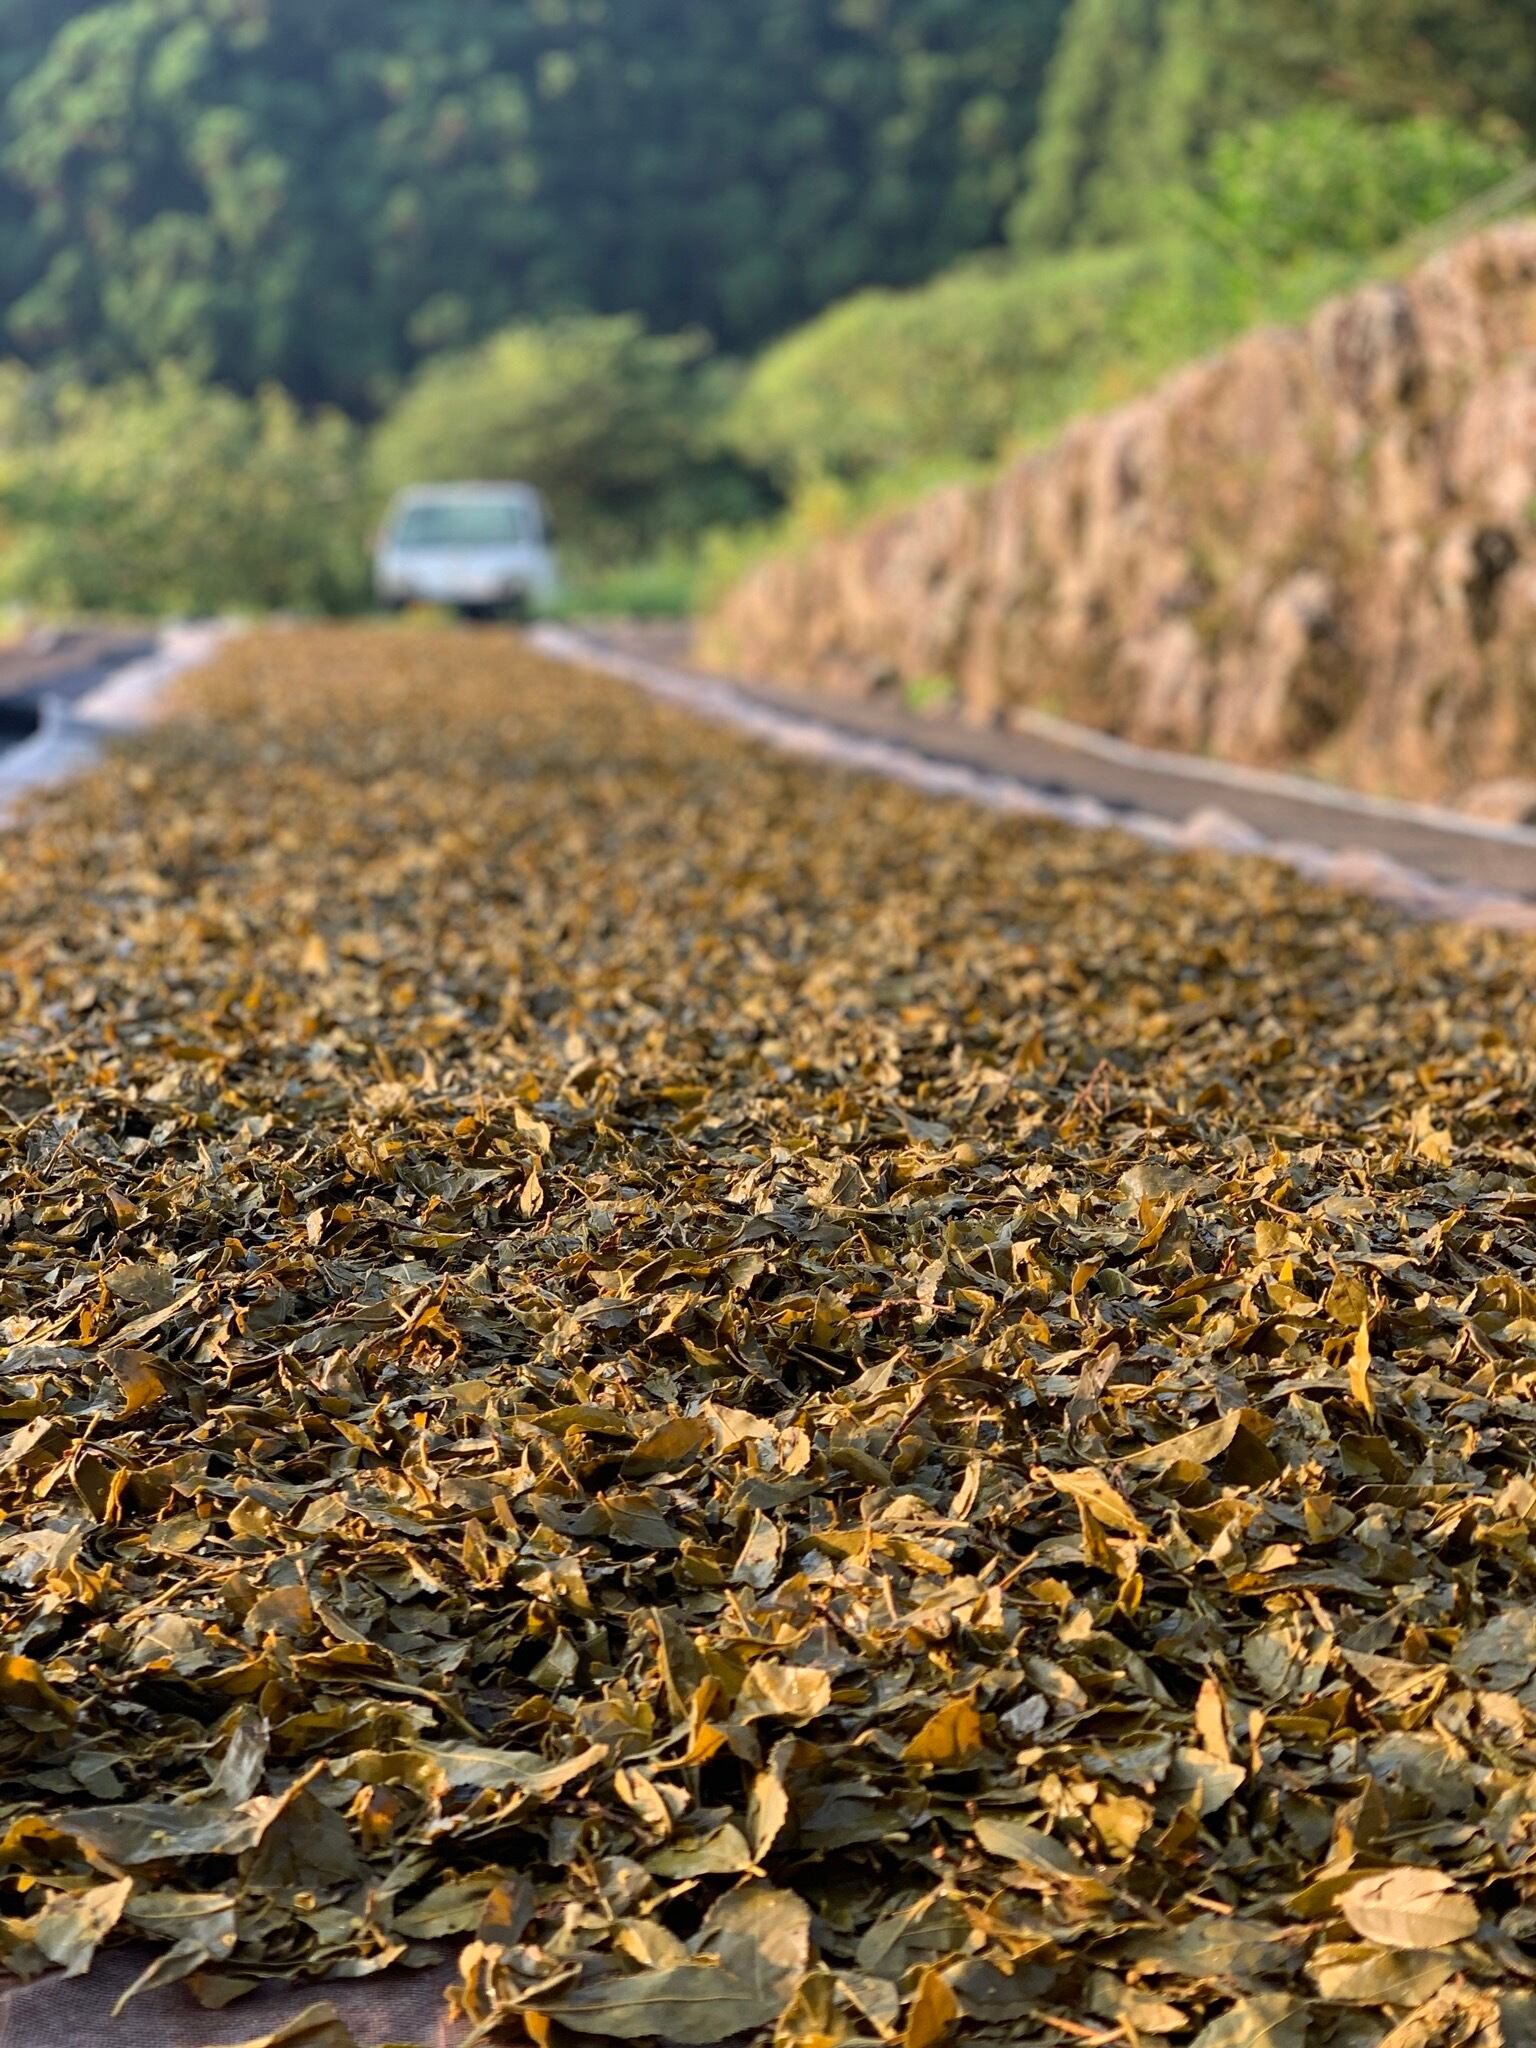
1184, 107, 1522, 270
1217, 0, 1536, 138
1015, 0, 1535, 256
728, 245, 1169, 487
370, 316, 767, 564
730, 102, 1521, 503
1012, 0, 1276, 249
1, 1, 550, 410
0, 0, 1070, 408
0, 365, 368, 613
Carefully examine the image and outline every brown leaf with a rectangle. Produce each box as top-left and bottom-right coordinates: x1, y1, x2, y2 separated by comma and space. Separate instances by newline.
734, 1660, 832, 1723
904, 1967, 960, 2048
30, 1878, 133, 1977
1, 625, 1534, 2041
224, 2005, 365, 2048
1339, 1869, 1481, 1952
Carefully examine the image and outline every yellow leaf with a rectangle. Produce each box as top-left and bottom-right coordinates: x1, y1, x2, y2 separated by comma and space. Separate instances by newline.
1410, 1103, 1453, 1167
109, 1350, 167, 1417
902, 1696, 984, 1767
904, 1967, 959, 2048
748, 1760, 791, 1861
1194, 1675, 1232, 1766
0, 1654, 76, 1722
1049, 1467, 1148, 1539
734, 1660, 832, 1724
1348, 1314, 1375, 1423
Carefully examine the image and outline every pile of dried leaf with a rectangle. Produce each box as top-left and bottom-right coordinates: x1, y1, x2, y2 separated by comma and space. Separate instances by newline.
4, 626, 1536, 2048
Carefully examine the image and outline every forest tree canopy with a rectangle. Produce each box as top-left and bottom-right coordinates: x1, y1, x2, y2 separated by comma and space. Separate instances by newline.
0, 0, 1070, 409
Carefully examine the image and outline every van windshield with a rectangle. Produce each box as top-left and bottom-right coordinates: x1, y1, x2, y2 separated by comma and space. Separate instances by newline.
395, 501, 531, 547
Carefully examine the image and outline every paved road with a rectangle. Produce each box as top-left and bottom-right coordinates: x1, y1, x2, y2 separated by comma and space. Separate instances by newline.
552, 623, 1536, 906
8, 619, 1533, 912
0, 626, 158, 743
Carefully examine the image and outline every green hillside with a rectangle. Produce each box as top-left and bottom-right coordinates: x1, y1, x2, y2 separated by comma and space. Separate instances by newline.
0, 0, 1530, 614
1010, 0, 1535, 252
0, 0, 1069, 408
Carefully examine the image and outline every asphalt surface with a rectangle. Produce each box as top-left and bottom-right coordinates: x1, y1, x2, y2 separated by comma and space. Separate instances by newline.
560, 622, 1536, 904
0, 626, 158, 742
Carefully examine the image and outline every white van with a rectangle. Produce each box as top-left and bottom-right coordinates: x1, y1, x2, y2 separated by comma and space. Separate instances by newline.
374, 483, 559, 619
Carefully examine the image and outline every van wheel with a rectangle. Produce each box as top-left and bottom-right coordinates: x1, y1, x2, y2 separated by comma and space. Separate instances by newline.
495, 593, 531, 624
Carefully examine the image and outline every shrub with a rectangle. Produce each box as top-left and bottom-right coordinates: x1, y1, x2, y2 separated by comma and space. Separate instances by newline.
370, 315, 768, 567
0, 366, 369, 614
727, 244, 1171, 488
1183, 106, 1522, 272
544, 550, 700, 621
725, 110, 1520, 502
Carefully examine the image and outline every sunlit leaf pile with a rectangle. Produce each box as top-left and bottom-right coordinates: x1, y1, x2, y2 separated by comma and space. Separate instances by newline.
4, 627, 1536, 2048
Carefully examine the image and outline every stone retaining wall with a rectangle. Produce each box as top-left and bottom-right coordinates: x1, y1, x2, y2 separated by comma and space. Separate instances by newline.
699, 223, 1536, 810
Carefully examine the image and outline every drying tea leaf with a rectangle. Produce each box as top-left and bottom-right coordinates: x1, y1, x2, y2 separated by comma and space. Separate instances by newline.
0, 625, 1533, 2043
532, 1963, 783, 2044
747, 1748, 793, 1862
734, 1661, 833, 1723
901, 1697, 984, 1767
1338, 1869, 1481, 1951
904, 1966, 960, 2048
1309, 1940, 1457, 2006
30, 1879, 132, 1978
973, 1816, 1104, 1891
732, 1508, 785, 1589
1347, 1314, 1375, 1422
223, 2006, 365, 2048
647, 1823, 756, 1876
534, 1884, 809, 2044
107, 1350, 167, 1416
1191, 1996, 1308, 2048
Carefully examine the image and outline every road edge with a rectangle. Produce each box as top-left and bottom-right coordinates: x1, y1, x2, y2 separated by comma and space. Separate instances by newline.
532, 623, 1536, 934
0, 623, 233, 820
